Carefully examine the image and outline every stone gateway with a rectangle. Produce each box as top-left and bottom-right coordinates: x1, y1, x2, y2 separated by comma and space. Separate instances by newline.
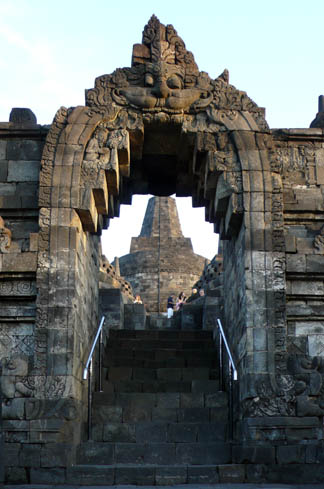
1, 14, 324, 485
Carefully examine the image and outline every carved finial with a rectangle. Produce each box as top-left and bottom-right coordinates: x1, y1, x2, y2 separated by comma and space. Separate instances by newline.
219, 69, 229, 84
9, 108, 37, 125
310, 95, 324, 128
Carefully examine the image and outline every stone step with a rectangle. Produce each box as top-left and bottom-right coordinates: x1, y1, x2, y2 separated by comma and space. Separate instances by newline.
91, 421, 228, 443
93, 391, 228, 410
76, 441, 231, 466
104, 355, 218, 368
107, 338, 215, 350
104, 348, 218, 365
92, 404, 228, 425
62, 463, 246, 485
105, 366, 216, 382
109, 329, 213, 340
102, 379, 220, 393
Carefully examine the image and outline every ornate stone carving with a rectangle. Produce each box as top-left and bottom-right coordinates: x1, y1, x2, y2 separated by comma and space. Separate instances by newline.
83, 127, 109, 165
25, 397, 81, 420
314, 225, 324, 253
85, 16, 268, 131
0, 280, 36, 296
0, 217, 11, 252
39, 106, 68, 191
243, 376, 295, 417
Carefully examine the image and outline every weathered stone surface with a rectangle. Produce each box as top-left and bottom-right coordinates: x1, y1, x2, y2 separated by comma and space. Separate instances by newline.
3, 15, 324, 487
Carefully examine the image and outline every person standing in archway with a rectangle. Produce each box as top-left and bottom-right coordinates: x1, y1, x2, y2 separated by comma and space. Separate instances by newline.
167, 294, 175, 318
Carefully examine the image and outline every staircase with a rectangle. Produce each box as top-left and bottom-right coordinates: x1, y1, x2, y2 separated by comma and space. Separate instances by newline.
69, 329, 238, 485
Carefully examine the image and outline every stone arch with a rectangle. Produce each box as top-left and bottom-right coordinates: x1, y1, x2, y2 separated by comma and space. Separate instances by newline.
32, 15, 288, 438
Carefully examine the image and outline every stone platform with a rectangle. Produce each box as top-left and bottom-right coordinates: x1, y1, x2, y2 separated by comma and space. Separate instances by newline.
4, 483, 323, 488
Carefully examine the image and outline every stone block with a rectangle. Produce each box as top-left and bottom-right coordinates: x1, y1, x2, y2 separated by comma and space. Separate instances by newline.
5, 467, 27, 483
123, 405, 151, 422
157, 393, 180, 408
115, 442, 146, 464
4, 443, 20, 466
265, 463, 324, 484
2, 398, 25, 420
155, 466, 187, 485
253, 328, 267, 351
187, 465, 219, 484
232, 444, 276, 463
197, 422, 227, 441
108, 366, 132, 381
144, 442, 176, 464
205, 391, 228, 408
176, 442, 231, 464
277, 444, 305, 464
296, 237, 314, 253
66, 465, 115, 485
192, 380, 219, 393
296, 321, 324, 336
115, 466, 155, 485
40, 443, 75, 467
0, 140, 6, 159
218, 464, 245, 483
151, 407, 177, 422
308, 335, 324, 356
7, 139, 43, 160
182, 367, 209, 380
136, 422, 167, 442
4, 420, 29, 443
285, 234, 297, 252
103, 422, 135, 442
306, 255, 324, 272
286, 253, 306, 272
47, 352, 73, 375
92, 405, 122, 424
133, 367, 156, 381
0, 182, 15, 195
2, 252, 37, 272
76, 441, 114, 464
19, 444, 41, 467
7, 160, 40, 182
117, 392, 156, 408
180, 392, 204, 408
0, 160, 8, 181
157, 368, 182, 381
178, 407, 209, 423
168, 423, 197, 442
30, 467, 66, 484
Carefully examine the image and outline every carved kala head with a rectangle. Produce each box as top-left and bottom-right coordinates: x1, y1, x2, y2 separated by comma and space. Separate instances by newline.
85, 15, 267, 129
86, 15, 213, 114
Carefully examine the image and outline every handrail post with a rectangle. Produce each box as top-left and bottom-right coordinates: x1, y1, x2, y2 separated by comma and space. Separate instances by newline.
83, 316, 106, 441
219, 331, 224, 391
215, 318, 237, 442
99, 328, 103, 392
228, 360, 234, 441
88, 360, 92, 441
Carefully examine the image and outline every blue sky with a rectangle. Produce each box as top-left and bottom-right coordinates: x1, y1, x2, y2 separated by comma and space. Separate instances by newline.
1, 0, 323, 260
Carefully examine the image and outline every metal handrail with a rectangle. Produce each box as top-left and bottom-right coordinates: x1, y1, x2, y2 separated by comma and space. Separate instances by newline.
83, 315, 105, 440
216, 318, 238, 381
214, 318, 238, 441
83, 315, 105, 381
